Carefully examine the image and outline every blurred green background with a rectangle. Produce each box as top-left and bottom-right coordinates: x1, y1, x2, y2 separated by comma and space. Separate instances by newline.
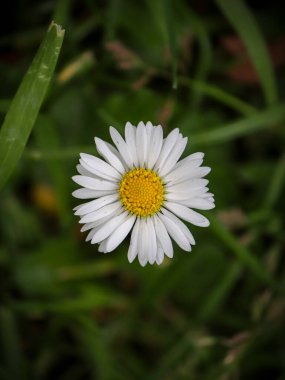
0, 0, 285, 379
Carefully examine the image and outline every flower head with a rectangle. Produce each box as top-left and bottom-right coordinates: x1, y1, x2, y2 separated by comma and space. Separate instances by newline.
72, 122, 215, 266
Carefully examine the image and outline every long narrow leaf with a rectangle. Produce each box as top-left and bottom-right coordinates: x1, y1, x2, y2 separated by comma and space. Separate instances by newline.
146, 0, 178, 89
178, 76, 256, 116
216, 0, 277, 105
0, 21, 65, 190
191, 103, 285, 145
209, 216, 272, 284
23, 102, 285, 160
163, 0, 178, 89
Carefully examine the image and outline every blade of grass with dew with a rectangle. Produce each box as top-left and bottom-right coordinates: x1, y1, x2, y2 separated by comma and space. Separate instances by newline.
0, 21, 65, 191
191, 103, 285, 146
216, 0, 277, 106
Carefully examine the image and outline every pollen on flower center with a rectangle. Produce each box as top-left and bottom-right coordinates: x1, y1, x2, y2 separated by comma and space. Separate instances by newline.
119, 168, 164, 217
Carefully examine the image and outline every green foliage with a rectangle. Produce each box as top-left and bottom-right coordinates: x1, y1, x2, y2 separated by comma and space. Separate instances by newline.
0, 22, 64, 190
216, 0, 278, 106
0, 1, 285, 379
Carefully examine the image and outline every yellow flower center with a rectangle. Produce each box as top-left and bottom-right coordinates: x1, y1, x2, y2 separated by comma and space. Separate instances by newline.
119, 168, 164, 217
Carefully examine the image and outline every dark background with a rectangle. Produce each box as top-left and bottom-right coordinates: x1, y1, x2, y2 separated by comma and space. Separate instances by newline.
0, 1, 285, 379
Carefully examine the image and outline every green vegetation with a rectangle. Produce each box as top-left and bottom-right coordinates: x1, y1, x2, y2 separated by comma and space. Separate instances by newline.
0, 1, 284, 379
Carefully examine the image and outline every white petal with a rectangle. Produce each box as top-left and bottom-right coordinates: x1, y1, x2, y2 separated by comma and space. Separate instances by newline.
72, 188, 115, 199
153, 214, 173, 258
145, 122, 153, 161
76, 164, 94, 177
146, 217, 157, 264
79, 201, 122, 224
98, 239, 108, 253
146, 125, 163, 169
166, 167, 211, 185
125, 122, 139, 167
166, 178, 209, 193
128, 218, 140, 263
105, 214, 136, 252
95, 137, 125, 174
201, 192, 214, 198
138, 218, 147, 263
106, 140, 128, 169
85, 218, 116, 242
159, 137, 188, 177
162, 207, 195, 245
154, 128, 180, 171
85, 227, 97, 242
158, 213, 191, 251
74, 194, 119, 216
185, 167, 211, 180
164, 157, 204, 183
80, 216, 112, 232
182, 198, 215, 210
171, 152, 204, 171
164, 201, 210, 227
136, 122, 147, 167
145, 121, 154, 133
91, 211, 128, 244
165, 187, 209, 202
80, 153, 121, 180
72, 175, 118, 191
109, 127, 134, 168
138, 254, 148, 267
156, 245, 164, 265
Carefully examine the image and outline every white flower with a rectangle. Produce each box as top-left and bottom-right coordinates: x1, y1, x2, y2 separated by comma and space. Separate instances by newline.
72, 121, 215, 266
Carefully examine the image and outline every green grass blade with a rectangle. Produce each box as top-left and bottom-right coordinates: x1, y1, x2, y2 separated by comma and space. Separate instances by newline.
175, 2, 212, 108
74, 316, 116, 380
199, 262, 242, 320
178, 76, 256, 116
163, 0, 178, 89
264, 152, 285, 209
146, 0, 178, 89
24, 103, 285, 160
209, 215, 272, 284
216, 0, 277, 106
191, 103, 285, 145
0, 21, 65, 191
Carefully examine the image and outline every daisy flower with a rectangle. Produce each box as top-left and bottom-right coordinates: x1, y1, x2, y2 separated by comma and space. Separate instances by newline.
72, 122, 215, 266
